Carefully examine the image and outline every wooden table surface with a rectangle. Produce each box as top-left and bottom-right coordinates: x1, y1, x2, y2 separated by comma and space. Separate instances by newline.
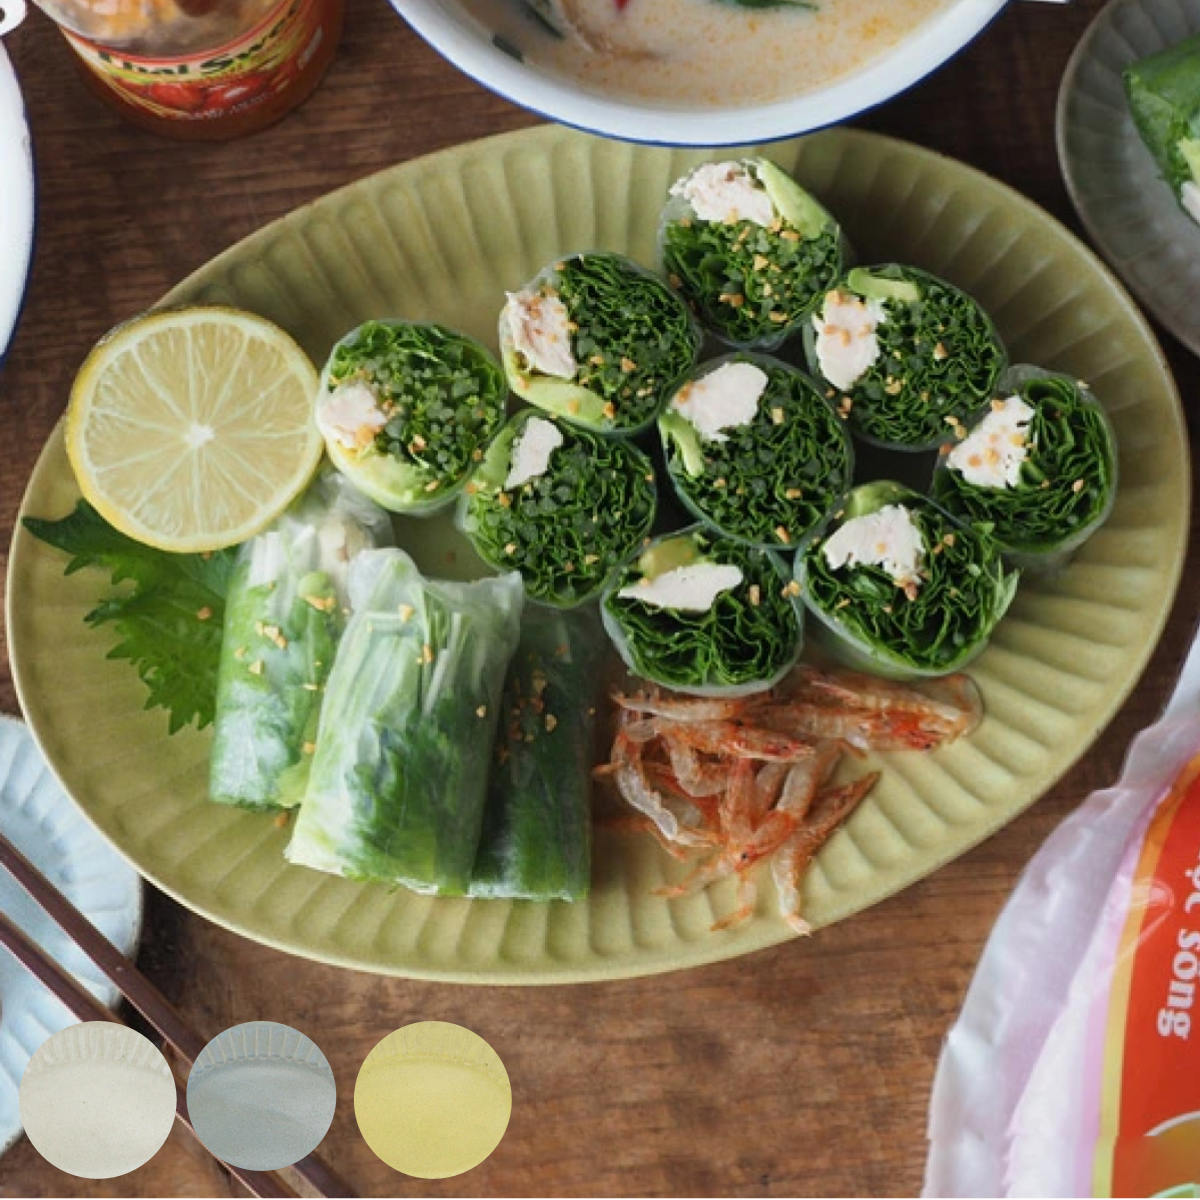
1, 1, 1197, 1196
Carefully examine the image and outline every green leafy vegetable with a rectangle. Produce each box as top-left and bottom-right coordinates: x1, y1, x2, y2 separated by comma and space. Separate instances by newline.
1124, 34, 1200, 205
800, 482, 1018, 677
459, 410, 657, 607
470, 607, 606, 901
502, 252, 700, 435
804, 264, 1006, 449
208, 473, 392, 811
319, 320, 506, 513
285, 548, 523, 894
931, 367, 1118, 564
603, 525, 802, 696
659, 354, 852, 549
22, 501, 236, 733
660, 158, 842, 349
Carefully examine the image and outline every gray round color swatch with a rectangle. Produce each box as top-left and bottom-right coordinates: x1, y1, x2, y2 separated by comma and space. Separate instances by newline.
186, 1021, 336, 1171
19, 1022, 176, 1178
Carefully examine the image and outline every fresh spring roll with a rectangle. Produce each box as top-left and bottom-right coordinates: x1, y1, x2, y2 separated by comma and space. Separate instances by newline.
469, 607, 607, 901
315, 320, 507, 514
208, 472, 392, 811
803, 265, 1007, 450
285, 548, 523, 894
458, 410, 657, 608
798, 481, 1018, 678
1124, 33, 1200, 225
499, 251, 701, 435
602, 524, 803, 697
930, 366, 1118, 568
658, 353, 852, 551
658, 158, 844, 350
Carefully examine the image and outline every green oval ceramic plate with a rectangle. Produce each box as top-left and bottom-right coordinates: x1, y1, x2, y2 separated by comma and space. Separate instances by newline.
7, 126, 1189, 983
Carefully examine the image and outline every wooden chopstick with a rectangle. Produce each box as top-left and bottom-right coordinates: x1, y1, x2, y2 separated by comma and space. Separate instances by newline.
0, 833, 355, 1198
0, 908, 292, 1198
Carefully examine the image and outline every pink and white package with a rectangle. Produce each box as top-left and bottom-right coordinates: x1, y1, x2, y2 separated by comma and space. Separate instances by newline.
924, 626, 1200, 1198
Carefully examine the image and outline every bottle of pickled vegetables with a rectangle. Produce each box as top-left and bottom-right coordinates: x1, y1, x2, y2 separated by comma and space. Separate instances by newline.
33, 0, 343, 139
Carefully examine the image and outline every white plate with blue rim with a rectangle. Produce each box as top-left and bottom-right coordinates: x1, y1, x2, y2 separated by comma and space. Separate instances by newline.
0, 714, 142, 1158
1057, 0, 1200, 358
0, 29, 33, 365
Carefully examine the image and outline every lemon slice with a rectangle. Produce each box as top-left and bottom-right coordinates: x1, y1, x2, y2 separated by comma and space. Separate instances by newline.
66, 307, 323, 553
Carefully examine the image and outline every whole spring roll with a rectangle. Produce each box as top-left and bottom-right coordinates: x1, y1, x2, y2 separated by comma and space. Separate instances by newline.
798, 481, 1018, 678
285, 548, 524, 894
208, 472, 392, 811
803, 265, 1006, 450
1124, 33, 1200, 225
315, 320, 507, 513
930, 365, 1118, 568
469, 607, 606, 901
602, 524, 803, 698
658, 353, 852, 550
659, 158, 844, 350
458, 410, 657, 608
499, 251, 700, 435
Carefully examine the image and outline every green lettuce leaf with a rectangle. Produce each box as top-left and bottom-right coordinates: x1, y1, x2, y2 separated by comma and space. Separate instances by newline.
208, 473, 392, 810
1124, 33, 1200, 197
22, 501, 236, 733
285, 548, 524, 894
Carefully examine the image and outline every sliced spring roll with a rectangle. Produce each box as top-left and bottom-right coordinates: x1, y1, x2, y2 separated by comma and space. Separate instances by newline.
469, 607, 606, 901
458, 409, 657, 608
499, 251, 700, 435
659, 158, 844, 350
931, 366, 1118, 567
803, 265, 1006, 450
799, 481, 1018, 678
658, 353, 852, 550
285, 548, 523, 894
316, 320, 506, 514
208, 472, 392, 811
1124, 33, 1200, 225
602, 524, 803, 697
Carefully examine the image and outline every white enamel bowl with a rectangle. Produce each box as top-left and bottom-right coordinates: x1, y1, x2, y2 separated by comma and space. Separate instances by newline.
393, 0, 1010, 146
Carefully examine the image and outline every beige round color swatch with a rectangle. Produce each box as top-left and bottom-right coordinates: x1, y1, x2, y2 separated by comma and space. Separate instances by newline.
18, 1022, 176, 1178
354, 1021, 511, 1178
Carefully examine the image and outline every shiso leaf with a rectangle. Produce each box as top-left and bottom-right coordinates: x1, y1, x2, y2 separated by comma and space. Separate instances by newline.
23, 501, 236, 733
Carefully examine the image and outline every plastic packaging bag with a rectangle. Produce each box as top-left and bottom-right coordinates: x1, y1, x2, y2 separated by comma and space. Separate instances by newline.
924, 627, 1200, 1198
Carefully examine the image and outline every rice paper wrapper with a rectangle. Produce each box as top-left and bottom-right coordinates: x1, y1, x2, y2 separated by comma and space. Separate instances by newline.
924, 620, 1200, 1197
317, 320, 506, 514
499, 252, 701, 436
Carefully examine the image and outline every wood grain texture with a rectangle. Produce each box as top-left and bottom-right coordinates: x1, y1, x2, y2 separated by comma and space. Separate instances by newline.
0, 0, 1197, 1195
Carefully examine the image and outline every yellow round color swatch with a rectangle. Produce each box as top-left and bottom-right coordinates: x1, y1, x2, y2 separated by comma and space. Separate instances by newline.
353, 1021, 511, 1179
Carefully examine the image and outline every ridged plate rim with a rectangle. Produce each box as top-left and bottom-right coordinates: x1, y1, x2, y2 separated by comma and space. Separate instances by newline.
5, 124, 1189, 984
1057, 0, 1200, 358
